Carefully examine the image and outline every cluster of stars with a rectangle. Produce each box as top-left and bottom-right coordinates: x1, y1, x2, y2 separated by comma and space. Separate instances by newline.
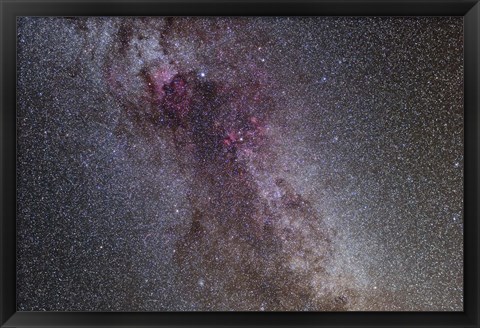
16, 16, 463, 311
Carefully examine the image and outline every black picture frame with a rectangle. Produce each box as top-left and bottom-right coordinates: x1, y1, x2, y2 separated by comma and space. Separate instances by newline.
1, 0, 479, 327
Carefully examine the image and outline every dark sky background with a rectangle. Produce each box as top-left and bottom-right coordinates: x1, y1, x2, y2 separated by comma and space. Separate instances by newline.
16, 17, 463, 311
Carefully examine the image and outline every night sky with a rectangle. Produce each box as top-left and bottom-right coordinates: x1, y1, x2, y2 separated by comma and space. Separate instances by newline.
16, 17, 463, 311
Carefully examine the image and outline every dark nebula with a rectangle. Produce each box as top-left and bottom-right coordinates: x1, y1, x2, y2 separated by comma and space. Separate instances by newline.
16, 17, 463, 311
103, 18, 345, 310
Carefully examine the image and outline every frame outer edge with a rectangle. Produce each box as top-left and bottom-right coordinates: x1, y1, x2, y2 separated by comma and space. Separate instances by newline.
2, 1, 480, 328
465, 1, 479, 327
1, 1, 18, 327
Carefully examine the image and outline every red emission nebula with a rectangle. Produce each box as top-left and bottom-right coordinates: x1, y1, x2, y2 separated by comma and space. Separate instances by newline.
103, 18, 353, 310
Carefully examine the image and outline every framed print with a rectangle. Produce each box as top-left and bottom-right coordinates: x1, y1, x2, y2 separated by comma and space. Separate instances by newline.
1, 0, 479, 327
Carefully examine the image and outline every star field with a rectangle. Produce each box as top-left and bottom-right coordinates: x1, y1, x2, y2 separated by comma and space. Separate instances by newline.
16, 17, 463, 311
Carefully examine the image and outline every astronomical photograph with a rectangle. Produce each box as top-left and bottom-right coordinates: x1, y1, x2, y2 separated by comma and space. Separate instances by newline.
16, 17, 463, 311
